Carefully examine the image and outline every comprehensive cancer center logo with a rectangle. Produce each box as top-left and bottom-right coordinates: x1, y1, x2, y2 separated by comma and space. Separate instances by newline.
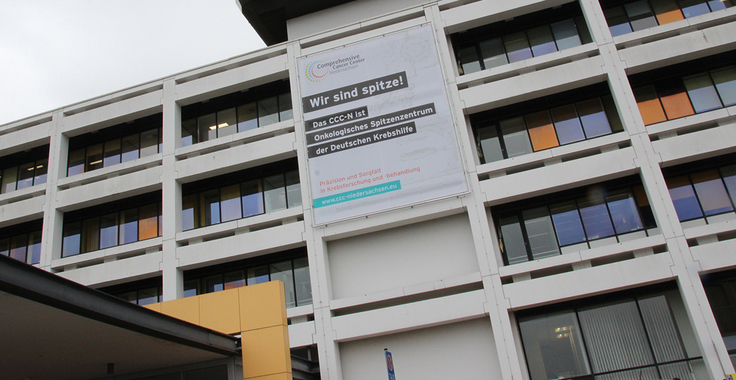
305, 61, 330, 82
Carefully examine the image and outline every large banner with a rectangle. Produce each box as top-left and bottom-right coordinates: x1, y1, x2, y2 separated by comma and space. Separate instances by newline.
298, 24, 467, 225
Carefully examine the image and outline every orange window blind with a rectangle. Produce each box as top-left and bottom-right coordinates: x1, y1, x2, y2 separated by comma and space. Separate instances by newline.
660, 90, 695, 120
525, 111, 559, 151
634, 86, 667, 125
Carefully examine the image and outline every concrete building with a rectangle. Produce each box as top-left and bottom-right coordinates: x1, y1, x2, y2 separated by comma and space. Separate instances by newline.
2, 0, 736, 379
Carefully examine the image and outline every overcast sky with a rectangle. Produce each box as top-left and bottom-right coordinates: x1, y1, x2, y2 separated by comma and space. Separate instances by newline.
0, 0, 266, 126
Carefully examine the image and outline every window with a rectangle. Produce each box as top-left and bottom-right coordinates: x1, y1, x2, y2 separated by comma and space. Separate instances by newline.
183, 248, 311, 308
180, 81, 293, 147
62, 192, 162, 257
0, 220, 43, 265
470, 84, 623, 164
100, 278, 163, 306
518, 285, 706, 380
451, 2, 592, 75
67, 113, 162, 177
702, 271, 736, 368
631, 52, 736, 126
663, 155, 736, 223
0, 145, 49, 195
601, 0, 736, 37
181, 160, 300, 231
493, 176, 655, 265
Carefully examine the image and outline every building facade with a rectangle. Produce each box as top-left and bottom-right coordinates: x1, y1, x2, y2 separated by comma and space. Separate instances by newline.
2, 0, 736, 379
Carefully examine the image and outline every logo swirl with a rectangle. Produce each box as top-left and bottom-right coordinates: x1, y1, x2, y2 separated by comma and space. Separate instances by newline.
305, 61, 329, 82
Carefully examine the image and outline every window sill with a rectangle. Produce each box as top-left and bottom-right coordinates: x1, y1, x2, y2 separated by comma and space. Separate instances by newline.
0, 183, 46, 206
646, 106, 733, 139
176, 206, 304, 244
175, 119, 294, 160
58, 154, 162, 190
456, 42, 599, 90
51, 237, 163, 272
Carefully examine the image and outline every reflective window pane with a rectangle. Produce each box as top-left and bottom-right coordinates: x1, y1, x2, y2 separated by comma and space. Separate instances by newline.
458, 46, 481, 75
500, 215, 528, 264
551, 19, 582, 51
237, 102, 258, 132
10, 234, 28, 262
27, 231, 42, 265
202, 190, 221, 226
527, 25, 557, 57
86, 143, 103, 171
667, 176, 703, 221
522, 207, 560, 260
625, 0, 659, 31
525, 111, 559, 151
271, 261, 296, 308
220, 184, 242, 222
224, 270, 245, 290
138, 204, 159, 241
182, 194, 199, 231
286, 170, 302, 209
500, 117, 533, 158
605, 6, 634, 37
184, 280, 199, 298
651, 0, 685, 24
658, 82, 695, 120
634, 85, 667, 125
217, 108, 237, 137
247, 265, 270, 285
81, 217, 100, 253
119, 208, 139, 244
721, 165, 736, 206
181, 119, 198, 147
264, 174, 287, 213
602, 95, 625, 132
100, 213, 118, 249
103, 139, 121, 167
0, 238, 8, 256
34, 159, 47, 186
137, 287, 159, 306
683, 73, 723, 113
62, 221, 81, 257
606, 189, 644, 234
140, 129, 159, 157
294, 257, 312, 306
551, 201, 586, 246
477, 125, 505, 164
551, 105, 585, 145
579, 197, 615, 240
711, 66, 736, 107
198, 113, 217, 142
204, 275, 224, 293
519, 311, 591, 380
692, 169, 733, 215
577, 98, 612, 139
479, 38, 508, 70
504, 32, 533, 63
680, 0, 712, 17
1, 166, 17, 193
17, 162, 35, 190
279, 93, 293, 122
121, 134, 139, 163
258, 96, 280, 127
241, 179, 264, 217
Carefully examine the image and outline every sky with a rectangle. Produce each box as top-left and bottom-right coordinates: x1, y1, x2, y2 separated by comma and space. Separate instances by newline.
0, 0, 266, 126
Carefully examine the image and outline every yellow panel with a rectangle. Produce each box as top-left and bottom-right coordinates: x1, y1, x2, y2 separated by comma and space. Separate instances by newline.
242, 325, 292, 379
246, 373, 293, 380
160, 296, 200, 326
239, 281, 288, 331
199, 288, 241, 335
144, 303, 162, 312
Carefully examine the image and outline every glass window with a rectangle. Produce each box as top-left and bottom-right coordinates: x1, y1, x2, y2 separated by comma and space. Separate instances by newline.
34, 159, 47, 186
551, 105, 585, 145
551, 19, 582, 51
458, 46, 481, 75
683, 73, 723, 113
264, 174, 287, 213
500, 215, 528, 265
294, 257, 312, 306
504, 32, 533, 63
81, 217, 100, 253
100, 213, 118, 249
17, 162, 35, 190
477, 126, 504, 164
121, 134, 139, 163
224, 270, 245, 290
137, 287, 159, 306
500, 117, 533, 158
551, 201, 586, 246
658, 82, 695, 120
220, 184, 242, 222
103, 139, 121, 167
2, 166, 17, 193
62, 221, 81, 257
721, 165, 736, 206
286, 170, 302, 209
204, 274, 224, 293
241, 179, 264, 218
578, 197, 615, 240
711, 66, 736, 107
526, 111, 559, 151
138, 204, 159, 241
576, 98, 612, 139
68, 149, 86, 177
709, 0, 736, 11
184, 280, 199, 298
271, 261, 296, 308
0, 237, 9, 256
519, 311, 591, 380
606, 189, 644, 234
27, 231, 42, 265
140, 129, 159, 158
522, 207, 560, 260
182, 194, 199, 231
691, 170, 733, 215
119, 208, 139, 245
634, 85, 667, 125
10, 234, 28, 262
606, 6, 634, 37
247, 265, 270, 285
625, 0, 659, 31
181, 119, 198, 147
527, 25, 557, 57
198, 113, 217, 143
258, 96, 280, 127
651, 0, 685, 24
217, 108, 237, 137
667, 176, 703, 221
278, 93, 293, 122
237, 102, 258, 132
479, 38, 508, 70
202, 190, 221, 226
601, 95, 624, 132
86, 143, 103, 171
680, 0, 712, 17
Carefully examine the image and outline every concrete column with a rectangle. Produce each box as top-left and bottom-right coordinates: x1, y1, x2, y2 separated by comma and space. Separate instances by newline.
161, 78, 183, 301
40, 110, 66, 270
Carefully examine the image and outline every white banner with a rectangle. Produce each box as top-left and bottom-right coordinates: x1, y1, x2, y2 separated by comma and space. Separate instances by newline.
298, 24, 467, 225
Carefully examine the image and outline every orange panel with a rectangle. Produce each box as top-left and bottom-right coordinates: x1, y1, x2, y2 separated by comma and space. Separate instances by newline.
160, 296, 201, 325
239, 281, 288, 332
525, 111, 559, 151
660, 91, 694, 120
138, 217, 158, 240
634, 86, 667, 125
199, 288, 241, 335
656, 9, 684, 24
241, 325, 292, 379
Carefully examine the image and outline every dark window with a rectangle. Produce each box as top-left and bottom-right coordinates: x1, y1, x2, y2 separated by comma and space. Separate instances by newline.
183, 248, 312, 308
66, 113, 162, 177
451, 2, 592, 75
470, 83, 623, 164
702, 270, 736, 367
180, 81, 292, 147
0, 220, 43, 265
61, 192, 162, 257
493, 176, 655, 265
99, 277, 163, 306
0, 145, 49, 195
181, 159, 300, 231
